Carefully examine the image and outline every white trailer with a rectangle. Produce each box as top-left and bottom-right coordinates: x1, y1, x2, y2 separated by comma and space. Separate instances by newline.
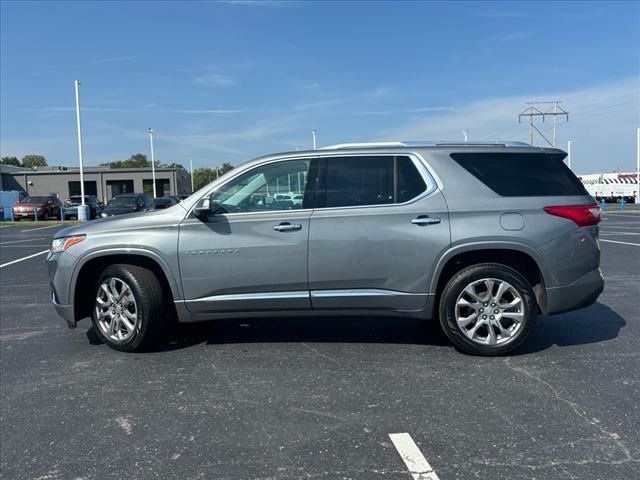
578, 172, 638, 203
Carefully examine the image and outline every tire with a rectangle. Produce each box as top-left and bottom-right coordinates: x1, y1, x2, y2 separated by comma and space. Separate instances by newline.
438, 263, 538, 356
91, 264, 168, 352
42, 210, 50, 221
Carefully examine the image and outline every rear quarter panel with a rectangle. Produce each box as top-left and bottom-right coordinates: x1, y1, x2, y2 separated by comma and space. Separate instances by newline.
422, 148, 600, 288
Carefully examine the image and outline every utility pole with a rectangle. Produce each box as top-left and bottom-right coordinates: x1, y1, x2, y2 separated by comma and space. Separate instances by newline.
312, 130, 317, 150
190, 157, 194, 193
519, 101, 568, 147
148, 128, 157, 198
567, 140, 572, 170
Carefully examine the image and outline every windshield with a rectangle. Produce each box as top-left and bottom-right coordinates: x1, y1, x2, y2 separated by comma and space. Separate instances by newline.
107, 197, 138, 208
22, 196, 48, 204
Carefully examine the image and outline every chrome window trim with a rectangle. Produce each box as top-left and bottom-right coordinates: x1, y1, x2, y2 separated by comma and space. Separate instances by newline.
186, 151, 441, 219
312, 152, 441, 213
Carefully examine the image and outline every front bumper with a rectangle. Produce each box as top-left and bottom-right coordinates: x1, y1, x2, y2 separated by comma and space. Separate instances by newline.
48, 251, 78, 328
52, 291, 76, 329
546, 268, 604, 315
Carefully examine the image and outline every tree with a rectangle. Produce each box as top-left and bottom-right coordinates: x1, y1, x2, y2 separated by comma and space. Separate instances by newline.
21, 155, 47, 168
100, 153, 150, 169
1, 156, 20, 167
161, 162, 186, 170
191, 164, 235, 190
192, 168, 218, 191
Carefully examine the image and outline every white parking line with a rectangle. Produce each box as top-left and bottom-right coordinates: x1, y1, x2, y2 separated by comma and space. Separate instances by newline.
0, 237, 45, 245
0, 250, 49, 269
20, 224, 63, 232
389, 433, 440, 480
600, 239, 640, 247
600, 232, 640, 235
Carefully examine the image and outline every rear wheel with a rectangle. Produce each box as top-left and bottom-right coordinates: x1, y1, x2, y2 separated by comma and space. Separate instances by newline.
439, 263, 537, 356
91, 264, 168, 352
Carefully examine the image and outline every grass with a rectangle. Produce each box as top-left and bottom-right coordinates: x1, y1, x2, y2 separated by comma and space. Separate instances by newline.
0, 220, 80, 226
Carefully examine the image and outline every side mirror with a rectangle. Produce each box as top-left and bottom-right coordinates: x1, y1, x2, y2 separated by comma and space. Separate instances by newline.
194, 197, 212, 219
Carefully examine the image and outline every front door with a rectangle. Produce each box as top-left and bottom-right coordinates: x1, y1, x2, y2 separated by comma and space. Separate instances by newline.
308, 154, 450, 311
179, 158, 315, 314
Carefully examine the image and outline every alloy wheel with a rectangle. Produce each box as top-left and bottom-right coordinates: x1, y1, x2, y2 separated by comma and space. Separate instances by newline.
95, 277, 139, 343
455, 278, 525, 346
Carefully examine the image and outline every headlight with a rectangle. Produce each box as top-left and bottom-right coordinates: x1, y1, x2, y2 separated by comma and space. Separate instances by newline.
51, 235, 85, 254
101, 212, 108, 218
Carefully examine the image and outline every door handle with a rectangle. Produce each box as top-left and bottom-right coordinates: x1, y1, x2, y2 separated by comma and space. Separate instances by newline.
273, 222, 302, 232
411, 215, 441, 226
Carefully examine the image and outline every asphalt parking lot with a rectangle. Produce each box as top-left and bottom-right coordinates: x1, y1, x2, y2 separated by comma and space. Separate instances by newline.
1, 212, 639, 480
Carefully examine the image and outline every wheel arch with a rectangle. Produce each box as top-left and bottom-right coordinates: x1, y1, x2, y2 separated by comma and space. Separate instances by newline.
72, 249, 181, 323
431, 244, 548, 315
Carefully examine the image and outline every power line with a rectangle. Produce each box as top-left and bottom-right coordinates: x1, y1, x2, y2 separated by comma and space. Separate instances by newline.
518, 101, 568, 147
570, 91, 640, 113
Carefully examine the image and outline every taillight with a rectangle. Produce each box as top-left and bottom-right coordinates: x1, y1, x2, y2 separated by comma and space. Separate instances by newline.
543, 204, 601, 227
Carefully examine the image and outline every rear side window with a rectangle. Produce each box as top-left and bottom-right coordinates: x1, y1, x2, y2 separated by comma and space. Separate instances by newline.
320, 156, 426, 208
450, 152, 588, 196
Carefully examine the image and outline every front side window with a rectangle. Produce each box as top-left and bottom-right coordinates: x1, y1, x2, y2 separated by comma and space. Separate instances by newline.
320, 156, 427, 208
210, 159, 311, 214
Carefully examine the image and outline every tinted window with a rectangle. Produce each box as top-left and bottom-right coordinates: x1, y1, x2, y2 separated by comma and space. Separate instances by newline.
321, 156, 426, 208
451, 152, 588, 196
397, 156, 427, 203
210, 159, 311, 213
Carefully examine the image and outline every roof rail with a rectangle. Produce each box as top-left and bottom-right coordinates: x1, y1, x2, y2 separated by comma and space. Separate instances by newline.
319, 142, 406, 150
319, 140, 531, 150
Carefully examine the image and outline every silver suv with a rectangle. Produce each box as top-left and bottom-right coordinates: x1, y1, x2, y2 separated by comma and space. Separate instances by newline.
47, 142, 604, 355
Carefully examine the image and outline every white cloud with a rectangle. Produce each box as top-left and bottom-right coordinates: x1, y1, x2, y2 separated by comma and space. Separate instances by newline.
352, 111, 393, 116
500, 32, 530, 41
409, 106, 456, 113
173, 109, 244, 114
91, 55, 139, 65
381, 77, 640, 174
193, 73, 236, 87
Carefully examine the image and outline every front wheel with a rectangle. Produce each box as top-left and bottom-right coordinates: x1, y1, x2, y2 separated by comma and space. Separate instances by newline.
438, 263, 538, 356
91, 264, 168, 352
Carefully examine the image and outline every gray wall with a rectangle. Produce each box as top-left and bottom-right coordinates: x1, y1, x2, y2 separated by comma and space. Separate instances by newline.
8, 168, 191, 202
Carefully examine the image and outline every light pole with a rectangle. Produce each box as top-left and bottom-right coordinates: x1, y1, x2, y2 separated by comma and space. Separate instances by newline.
567, 140, 572, 170
462, 130, 469, 143
636, 128, 639, 204
312, 130, 317, 150
190, 157, 194, 193
74, 80, 88, 221
148, 128, 157, 198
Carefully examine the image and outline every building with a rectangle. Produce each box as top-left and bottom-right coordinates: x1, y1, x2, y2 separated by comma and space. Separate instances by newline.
2, 165, 191, 202
0, 164, 31, 190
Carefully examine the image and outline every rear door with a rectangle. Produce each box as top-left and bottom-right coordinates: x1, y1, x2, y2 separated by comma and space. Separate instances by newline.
308, 154, 450, 311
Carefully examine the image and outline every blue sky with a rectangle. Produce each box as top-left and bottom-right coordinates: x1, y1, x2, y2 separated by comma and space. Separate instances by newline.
1, 0, 638, 173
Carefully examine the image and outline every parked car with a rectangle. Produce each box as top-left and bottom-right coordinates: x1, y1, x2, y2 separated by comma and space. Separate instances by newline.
48, 141, 603, 355
63, 195, 102, 220
100, 193, 153, 218
13, 195, 62, 220
153, 196, 179, 210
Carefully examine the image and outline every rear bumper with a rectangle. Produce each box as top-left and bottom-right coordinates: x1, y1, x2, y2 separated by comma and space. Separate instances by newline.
546, 268, 604, 315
